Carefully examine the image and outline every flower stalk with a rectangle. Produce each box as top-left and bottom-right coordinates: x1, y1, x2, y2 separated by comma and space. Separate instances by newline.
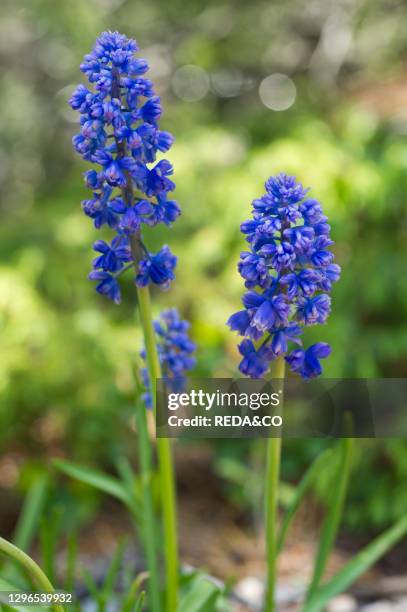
69, 31, 184, 612
227, 173, 341, 607
134, 360, 161, 612
264, 357, 284, 612
136, 284, 178, 612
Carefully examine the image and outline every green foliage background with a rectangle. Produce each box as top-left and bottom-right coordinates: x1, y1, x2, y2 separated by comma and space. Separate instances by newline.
1, 0, 407, 532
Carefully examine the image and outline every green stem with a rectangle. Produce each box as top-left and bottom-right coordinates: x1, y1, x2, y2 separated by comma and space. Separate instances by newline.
113, 65, 177, 610
136, 285, 178, 612
264, 358, 285, 612
0, 537, 64, 612
135, 398, 161, 612
305, 435, 353, 604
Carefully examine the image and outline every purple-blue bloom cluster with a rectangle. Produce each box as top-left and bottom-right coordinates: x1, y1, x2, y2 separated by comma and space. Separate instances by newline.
69, 31, 180, 303
227, 173, 340, 379
141, 309, 196, 408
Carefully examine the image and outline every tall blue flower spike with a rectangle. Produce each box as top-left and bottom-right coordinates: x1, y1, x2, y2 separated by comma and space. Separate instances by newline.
141, 309, 196, 408
227, 173, 340, 379
69, 31, 180, 303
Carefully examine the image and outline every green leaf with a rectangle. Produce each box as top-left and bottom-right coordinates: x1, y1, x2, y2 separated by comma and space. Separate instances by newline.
277, 449, 332, 554
133, 591, 145, 612
2, 474, 50, 586
81, 568, 100, 602
53, 459, 131, 506
216, 457, 254, 486
122, 573, 148, 612
178, 576, 222, 612
0, 537, 61, 611
63, 532, 77, 593
101, 538, 127, 600
115, 457, 142, 514
13, 473, 49, 552
306, 437, 353, 601
0, 577, 50, 611
39, 507, 62, 586
305, 513, 407, 612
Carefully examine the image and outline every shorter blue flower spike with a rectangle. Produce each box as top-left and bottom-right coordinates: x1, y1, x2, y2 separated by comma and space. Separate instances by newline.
141, 308, 196, 407
227, 173, 340, 380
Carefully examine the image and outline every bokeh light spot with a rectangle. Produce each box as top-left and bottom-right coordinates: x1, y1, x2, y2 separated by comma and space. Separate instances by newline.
259, 73, 297, 111
171, 65, 210, 102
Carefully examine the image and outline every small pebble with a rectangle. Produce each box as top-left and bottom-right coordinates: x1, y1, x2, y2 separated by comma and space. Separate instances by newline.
327, 594, 358, 612
234, 576, 264, 607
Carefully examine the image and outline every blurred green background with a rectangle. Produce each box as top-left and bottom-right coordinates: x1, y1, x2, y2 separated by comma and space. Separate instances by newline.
1, 0, 407, 536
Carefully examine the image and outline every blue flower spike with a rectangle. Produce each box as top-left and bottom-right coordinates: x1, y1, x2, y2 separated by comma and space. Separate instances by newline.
227, 173, 340, 379
70, 31, 180, 303
141, 308, 196, 407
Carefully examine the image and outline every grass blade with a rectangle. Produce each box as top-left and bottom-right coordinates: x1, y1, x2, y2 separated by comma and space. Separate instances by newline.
305, 513, 407, 612
39, 507, 62, 586
122, 572, 148, 612
277, 448, 332, 554
306, 437, 353, 601
177, 576, 222, 612
53, 459, 131, 506
64, 532, 78, 593
0, 537, 63, 612
81, 568, 100, 603
115, 457, 141, 506
2, 474, 49, 584
133, 591, 145, 612
13, 473, 49, 551
101, 538, 126, 600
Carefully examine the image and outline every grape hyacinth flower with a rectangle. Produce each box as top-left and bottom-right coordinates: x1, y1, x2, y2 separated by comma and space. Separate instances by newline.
141, 308, 196, 408
70, 32, 183, 611
69, 31, 180, 303
227, 173, 340, 379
